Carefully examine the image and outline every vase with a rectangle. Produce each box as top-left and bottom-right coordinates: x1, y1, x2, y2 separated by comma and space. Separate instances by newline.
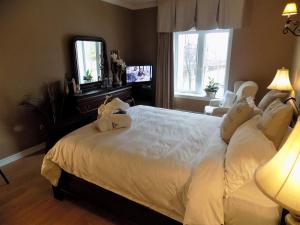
205, 91, 216, 99
113, 72, 121, 87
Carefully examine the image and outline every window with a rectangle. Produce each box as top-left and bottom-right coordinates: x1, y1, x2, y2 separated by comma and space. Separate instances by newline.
174, 29, 232, 98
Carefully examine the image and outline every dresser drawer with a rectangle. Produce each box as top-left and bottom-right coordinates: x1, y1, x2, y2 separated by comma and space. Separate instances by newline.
75, 86, 133, 114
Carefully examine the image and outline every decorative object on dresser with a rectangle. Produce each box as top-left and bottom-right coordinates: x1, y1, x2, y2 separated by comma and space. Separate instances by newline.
110, 50, 126, 87
255, 117, 300, 225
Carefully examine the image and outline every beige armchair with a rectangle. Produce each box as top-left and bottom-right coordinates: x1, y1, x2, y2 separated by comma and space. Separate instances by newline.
204, 81, 259, 117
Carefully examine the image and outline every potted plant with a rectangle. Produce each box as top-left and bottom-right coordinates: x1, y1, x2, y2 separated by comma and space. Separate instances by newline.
83, 69, 93, 83
204, 77, 219, 98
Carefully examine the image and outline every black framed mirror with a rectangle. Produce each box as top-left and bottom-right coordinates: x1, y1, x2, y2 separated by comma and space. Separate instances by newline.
72, 36, 109, 90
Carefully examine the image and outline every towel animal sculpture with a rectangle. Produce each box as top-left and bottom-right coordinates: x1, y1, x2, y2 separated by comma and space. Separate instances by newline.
95, 97, 132, 132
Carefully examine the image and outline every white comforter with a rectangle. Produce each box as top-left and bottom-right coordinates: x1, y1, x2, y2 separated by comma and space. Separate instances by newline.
42, 106, 227, 225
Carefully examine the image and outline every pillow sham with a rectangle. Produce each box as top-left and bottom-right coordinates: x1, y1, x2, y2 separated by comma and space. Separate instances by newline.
225, 115, 277, 196
258, 99, 293, 149
257, 90, 289, 110
220, 102, 254, 143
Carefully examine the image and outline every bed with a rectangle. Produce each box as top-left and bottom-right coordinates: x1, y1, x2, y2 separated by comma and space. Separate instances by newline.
41, 105, 282, 225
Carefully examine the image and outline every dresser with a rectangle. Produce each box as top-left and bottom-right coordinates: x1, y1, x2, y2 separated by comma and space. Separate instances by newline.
74, 85, 134, 114
46, 86, 134, 150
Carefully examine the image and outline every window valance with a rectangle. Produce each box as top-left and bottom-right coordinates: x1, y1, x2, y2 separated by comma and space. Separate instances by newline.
157, 0, 245, 32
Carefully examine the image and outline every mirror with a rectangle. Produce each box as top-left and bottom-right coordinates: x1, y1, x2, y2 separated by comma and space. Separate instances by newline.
73, 36, 108, 87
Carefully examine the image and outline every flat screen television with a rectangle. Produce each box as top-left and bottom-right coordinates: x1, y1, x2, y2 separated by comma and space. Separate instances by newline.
126, 65, 152, 84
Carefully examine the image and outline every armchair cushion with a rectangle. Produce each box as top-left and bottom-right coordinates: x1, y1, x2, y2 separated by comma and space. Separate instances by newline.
221, 91, 237, 107
235, 81, 259, 101
209, 99, 222, 107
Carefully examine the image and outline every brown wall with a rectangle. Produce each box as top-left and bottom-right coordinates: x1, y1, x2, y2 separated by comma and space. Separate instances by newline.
131, 7, 157, 103
175, 0, 297, 112
229, 0, 296, 102
0, 0, 135, 159
132, 8, 157, 69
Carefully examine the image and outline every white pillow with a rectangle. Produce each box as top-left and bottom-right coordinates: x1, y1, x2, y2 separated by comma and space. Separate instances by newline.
225, 115, 277, 196
221, 91, 237, 107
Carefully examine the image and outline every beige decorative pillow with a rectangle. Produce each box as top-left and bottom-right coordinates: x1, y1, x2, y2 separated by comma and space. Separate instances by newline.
258, 90, 289, 111
258, 99, 293, 149
237, 96, 263, 115
221, 102, 254, 143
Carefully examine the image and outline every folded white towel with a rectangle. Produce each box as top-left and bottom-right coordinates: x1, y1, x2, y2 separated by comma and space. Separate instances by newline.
98, 97, 130, 117
95, 113, 132, 132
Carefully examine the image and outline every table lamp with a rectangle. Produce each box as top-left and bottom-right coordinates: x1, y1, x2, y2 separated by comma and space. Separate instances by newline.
268, 67, 293, 91
282, 2, 298, 17
255, 117, 300, 225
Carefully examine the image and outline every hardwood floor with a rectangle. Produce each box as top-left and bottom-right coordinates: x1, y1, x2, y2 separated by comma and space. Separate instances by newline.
0, 153, 136, 225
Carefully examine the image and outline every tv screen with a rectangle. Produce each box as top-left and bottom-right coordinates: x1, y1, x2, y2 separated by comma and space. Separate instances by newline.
126, 65, 152, 83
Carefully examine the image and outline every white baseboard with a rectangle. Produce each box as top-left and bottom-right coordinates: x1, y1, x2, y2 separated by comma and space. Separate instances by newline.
0, 143, 46, 167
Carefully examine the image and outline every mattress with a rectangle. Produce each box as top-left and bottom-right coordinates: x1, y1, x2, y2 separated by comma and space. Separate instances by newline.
224, 180, 281, 225
42, 105, 227, 225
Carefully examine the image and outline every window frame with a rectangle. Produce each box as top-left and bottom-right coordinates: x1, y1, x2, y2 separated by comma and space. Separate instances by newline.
173, 29, 233, 99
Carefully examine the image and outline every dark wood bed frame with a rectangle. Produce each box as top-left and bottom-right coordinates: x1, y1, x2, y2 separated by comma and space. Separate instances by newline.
52, 170, 287, 225
53, 170, 182, 225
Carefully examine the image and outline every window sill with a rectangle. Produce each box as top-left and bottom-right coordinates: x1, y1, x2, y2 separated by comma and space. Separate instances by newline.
174, 93, 213, 101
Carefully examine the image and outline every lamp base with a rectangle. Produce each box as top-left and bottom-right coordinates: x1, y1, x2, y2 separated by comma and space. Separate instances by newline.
286, 214, 300, 225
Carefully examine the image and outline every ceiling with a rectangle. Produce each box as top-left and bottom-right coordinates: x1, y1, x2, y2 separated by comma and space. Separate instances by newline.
101, 0, 157, 10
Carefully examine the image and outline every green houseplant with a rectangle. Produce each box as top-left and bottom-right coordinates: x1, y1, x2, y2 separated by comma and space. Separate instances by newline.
83, 69, 93, 82
204, 77, 219, 98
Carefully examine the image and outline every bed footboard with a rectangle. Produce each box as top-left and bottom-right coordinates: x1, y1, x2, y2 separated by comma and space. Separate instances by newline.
53, 170, 182, 225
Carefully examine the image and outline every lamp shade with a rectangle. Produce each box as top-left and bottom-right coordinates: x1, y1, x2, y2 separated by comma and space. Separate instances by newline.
282, 2, 298, 17
255, 117, 300, 215
267, 67, 293, 91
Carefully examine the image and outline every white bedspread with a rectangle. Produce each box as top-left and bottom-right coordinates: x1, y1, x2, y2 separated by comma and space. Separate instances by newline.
42, 106, 227, 225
